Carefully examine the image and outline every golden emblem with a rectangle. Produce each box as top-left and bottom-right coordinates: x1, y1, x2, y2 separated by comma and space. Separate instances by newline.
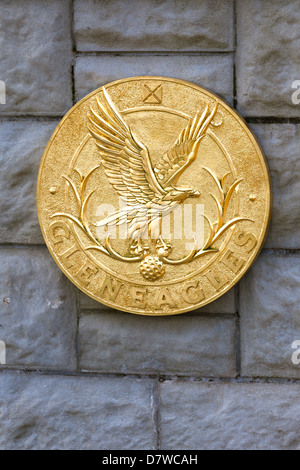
37, 77, 271, 315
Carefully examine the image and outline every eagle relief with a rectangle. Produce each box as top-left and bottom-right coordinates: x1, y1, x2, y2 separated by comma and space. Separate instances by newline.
37, 77, 271, 315
52, 87, 247, 281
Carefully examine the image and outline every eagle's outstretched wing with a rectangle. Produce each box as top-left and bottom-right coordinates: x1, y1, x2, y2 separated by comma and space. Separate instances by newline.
154, 102, 218, 187
88, 88, 165, 206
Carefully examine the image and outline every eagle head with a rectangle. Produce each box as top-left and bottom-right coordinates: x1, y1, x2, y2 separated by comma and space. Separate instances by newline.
163, 186, 200, 202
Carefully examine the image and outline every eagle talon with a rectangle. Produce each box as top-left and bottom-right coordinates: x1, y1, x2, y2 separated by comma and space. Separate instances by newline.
130, 239, 150, 257
156, 237, 172, 259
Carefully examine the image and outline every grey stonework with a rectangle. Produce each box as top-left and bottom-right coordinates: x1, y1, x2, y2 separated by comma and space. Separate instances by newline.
250, 123, 300, 249
74, 0, 234, 52
0, 0, 299, 450
0, 120, 58, 244
0, 371, 156, 450
240, 253, 300, 378
79, 311, 236, 377
0, 247, 77, 370
160, 381, 300, 450
0, 0, 72, 115
75, 54, 234, 104
236, 0, 300, 117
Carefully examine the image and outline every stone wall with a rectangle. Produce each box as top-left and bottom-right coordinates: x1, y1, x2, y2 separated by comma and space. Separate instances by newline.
0, 0, 299, 450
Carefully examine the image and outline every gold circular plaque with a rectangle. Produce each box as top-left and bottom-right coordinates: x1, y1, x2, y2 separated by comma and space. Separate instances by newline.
37, 76, 271, 315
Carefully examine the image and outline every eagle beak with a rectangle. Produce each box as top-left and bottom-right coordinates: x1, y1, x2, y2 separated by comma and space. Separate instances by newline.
192, 190, 200, 197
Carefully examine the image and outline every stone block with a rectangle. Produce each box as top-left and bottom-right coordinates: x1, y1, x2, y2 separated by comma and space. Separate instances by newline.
250, 123, 300, 249
236, 0, 300, 116
0, 371, 156, 449
74, 0, 234, 51
240, 253, 300, 378
0, 120, 58, 243
160, 380, 300, 449
0, 248, 77, 370
74, 54, 234, 103
0, 0, 72, 115
79, 311, 236, 376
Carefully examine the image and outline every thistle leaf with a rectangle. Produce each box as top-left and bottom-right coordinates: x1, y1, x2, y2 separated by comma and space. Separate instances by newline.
223, 178, 243, 220
203, 167, 223, 202
81, 190, 95, 228
210, 217, 251, 245
202, 214, 215, 250
85, 245, 110, 255
51, 213, 85, 231
221, 172, 231, 190
62, 176, 81, 213
81, 165, 101, 195
74, 168, 83, 182
211, 193, 224, 232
